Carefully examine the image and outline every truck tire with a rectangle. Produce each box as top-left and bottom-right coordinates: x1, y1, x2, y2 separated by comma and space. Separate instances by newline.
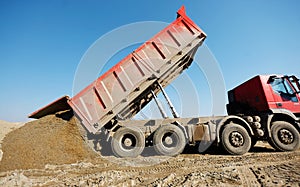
111, 126, 145, 158
153, 125, 186, 156
221, 123, 251, 155
270, 121, 300, 151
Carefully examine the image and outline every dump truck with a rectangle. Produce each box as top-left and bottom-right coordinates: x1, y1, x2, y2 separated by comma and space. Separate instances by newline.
29, 6, 300, 158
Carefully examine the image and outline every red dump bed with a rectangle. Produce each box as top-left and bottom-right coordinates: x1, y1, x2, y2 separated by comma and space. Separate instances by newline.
29, 6, 206, 133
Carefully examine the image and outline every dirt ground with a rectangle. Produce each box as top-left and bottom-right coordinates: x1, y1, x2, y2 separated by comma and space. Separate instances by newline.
0, 115, 299, 186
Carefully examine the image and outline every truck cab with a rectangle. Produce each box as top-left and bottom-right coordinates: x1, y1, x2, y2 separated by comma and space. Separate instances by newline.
227, 75, 300, 116
227, 74, 300, 152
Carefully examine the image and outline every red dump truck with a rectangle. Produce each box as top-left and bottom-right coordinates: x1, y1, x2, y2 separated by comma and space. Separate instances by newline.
29, 6, 300, 158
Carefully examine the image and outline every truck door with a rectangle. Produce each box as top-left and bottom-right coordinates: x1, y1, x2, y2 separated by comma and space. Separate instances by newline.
270, 77, 300, 113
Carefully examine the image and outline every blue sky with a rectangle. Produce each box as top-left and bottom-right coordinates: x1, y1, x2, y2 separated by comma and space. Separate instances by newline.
0, 1, 299, 122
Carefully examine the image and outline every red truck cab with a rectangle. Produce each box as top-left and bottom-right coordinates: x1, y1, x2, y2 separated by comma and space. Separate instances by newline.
227, 75, 300, 116
227, 75, 300, 152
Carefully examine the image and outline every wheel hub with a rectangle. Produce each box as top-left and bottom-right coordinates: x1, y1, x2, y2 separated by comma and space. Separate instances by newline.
230, 132, 244, 147
121, 134, 137, 150
164, 136, 173, 145
278, 129, 293, 144
123, 137, 133, 147
162, 132, 177, 148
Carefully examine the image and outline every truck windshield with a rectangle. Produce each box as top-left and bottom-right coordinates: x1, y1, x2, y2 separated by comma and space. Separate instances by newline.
271, 78, 298, 102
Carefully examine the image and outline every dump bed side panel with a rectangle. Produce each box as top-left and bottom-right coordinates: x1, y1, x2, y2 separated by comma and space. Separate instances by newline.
68, 6, 206, 133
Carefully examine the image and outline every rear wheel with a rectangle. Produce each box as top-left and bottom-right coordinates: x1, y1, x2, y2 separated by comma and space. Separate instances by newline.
270, 121, 299, 151
153, 125, 186, 156
111, 126, 145, 158
221, 123, 251, 155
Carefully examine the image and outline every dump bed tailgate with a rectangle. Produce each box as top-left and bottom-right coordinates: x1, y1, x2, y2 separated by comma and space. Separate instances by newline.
29, 96, 71, 119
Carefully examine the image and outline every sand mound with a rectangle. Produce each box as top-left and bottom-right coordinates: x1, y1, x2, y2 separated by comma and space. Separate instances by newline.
0, 115, 97, 171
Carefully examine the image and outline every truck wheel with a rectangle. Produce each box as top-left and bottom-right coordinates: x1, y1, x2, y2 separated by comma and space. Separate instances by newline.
153, 125, 186, 156
111, 126, 145, 158
221, 123, 251, 155
270, 121, 300, 151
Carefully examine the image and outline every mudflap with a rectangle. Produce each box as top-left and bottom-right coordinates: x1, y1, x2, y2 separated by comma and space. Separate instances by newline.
28, 96, 72, 119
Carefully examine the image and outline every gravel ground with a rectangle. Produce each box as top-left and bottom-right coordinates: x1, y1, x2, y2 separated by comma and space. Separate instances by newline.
0, 116, 299, 186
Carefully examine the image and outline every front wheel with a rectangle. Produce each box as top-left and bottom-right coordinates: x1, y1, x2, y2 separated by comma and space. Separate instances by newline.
111, 126, 145, 158
269, 121, 299, 151
221, 123, 251, 155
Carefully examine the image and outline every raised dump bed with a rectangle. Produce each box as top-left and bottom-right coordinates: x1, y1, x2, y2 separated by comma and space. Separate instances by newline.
29, 6, 206, 134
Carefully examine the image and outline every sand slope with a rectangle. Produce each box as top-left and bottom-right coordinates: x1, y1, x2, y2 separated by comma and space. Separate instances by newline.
0, 115, 97, 171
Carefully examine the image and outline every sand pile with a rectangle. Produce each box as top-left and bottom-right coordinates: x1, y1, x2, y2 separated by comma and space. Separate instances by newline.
0, 114, 97, 171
